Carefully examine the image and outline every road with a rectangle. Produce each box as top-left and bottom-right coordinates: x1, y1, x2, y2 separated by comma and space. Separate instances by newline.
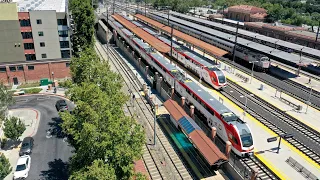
10, 95, 74, 180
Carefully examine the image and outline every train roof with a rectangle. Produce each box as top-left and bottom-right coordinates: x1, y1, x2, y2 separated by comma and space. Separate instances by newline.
231, 121, 251, 136
122, 28, 134, 36
185, 81, 229, 115
114, 21, 123, 28
149, 53, 176, 71
214, 17, 244, 26
169, 11, 320, 63
132, 21, 143, 27
158, 36, 181, 49
152, 12, 316, 64
143, 27, 158, 35
163, 99, 227, 166
184, 51, 216, 68
132, 37, 150, 49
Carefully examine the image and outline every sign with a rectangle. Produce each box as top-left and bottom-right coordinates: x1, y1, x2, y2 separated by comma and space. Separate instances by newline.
1, 0, 13, 3
267, 137, 277, 143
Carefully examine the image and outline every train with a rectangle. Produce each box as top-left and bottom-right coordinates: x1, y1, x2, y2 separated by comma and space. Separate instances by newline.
135, 10, 271, 70
106, 15, 255, 157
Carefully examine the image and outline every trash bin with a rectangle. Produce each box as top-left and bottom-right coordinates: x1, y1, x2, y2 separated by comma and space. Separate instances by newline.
259, 84, 264, 91
40, 78, 49, 86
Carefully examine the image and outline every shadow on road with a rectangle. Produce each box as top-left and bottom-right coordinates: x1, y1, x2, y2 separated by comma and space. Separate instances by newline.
40, 159, 69, 180
48, 117, 66, 139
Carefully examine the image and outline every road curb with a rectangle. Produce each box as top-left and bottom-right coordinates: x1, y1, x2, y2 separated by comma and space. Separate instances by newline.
15, 93, 70, 101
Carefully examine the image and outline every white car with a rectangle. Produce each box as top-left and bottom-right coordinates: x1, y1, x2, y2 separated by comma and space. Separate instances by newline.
13, 155, 31, 179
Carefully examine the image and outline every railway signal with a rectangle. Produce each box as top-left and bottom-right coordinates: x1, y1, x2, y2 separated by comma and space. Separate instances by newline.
267, 133, 294, 153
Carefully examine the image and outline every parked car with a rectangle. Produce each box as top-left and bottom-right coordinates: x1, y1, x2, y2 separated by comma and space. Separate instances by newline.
19, 137, 34, 156
55, 100, 68, 111
13, 155, 31, 180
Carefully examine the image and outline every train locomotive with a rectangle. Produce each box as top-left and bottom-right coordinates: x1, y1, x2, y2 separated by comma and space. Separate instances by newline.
136, 10, 270, 70
106, 15, 255, 157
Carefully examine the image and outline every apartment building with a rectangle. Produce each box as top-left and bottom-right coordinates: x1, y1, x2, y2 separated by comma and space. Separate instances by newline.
0, 0, 71, 85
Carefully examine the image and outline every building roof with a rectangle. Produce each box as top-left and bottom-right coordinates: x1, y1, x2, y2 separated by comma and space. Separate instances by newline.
113, 14, 171, 53
163, 99, 227, 166
135, 14, 228, 57
250, 13, 267, 19
13, 0, 66, 12
228, 5, 267, 14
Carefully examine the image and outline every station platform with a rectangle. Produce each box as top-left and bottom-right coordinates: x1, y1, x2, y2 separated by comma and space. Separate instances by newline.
189, 46, 320, 134
185, 71, 320, 180
270, 61, 320, 93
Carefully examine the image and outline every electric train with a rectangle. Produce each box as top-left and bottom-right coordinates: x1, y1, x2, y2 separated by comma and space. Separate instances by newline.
107, 15, 254, 156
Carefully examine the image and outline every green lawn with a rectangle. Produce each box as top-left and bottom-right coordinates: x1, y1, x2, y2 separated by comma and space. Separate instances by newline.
23, 88, 42, 94
18, 82, 40, 89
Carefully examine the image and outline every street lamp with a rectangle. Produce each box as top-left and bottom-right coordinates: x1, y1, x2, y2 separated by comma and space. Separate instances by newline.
305, 85, 318, 113
274, 39, 280, 50
267, 133, 294, 153
240, 94, 254, 120
297, 47, 305, 76
249, 61, 258, 84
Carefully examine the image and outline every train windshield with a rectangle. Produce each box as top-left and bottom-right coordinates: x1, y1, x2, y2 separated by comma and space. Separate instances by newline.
218, 75, 226, 84
221, 112, 238, 123
260, 57, 269, 61
241, 133, 253, 147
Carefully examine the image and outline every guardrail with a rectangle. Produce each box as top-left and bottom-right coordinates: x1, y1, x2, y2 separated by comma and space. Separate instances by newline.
235, 73, 249, 83
286, 157, 319, 180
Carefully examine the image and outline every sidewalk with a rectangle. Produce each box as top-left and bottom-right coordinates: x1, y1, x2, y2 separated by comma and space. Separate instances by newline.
1, 109, 40, 180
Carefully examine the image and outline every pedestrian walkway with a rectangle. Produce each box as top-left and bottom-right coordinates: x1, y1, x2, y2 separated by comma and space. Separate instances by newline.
190, 46, 320, 133
1, 108, 40, 180
185, 71, 320, 180
270, 61, 320, 93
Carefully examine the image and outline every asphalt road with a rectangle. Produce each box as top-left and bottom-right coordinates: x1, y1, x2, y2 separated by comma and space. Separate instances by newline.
10, 95, 74, 180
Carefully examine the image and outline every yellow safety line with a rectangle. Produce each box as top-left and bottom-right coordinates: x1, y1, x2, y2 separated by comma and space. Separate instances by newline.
207, 88, 320, 176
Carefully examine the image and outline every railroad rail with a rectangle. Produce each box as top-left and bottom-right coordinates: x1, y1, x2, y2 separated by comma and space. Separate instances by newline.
240, 156, 278, 180
95, 41, 193, 180
222, 80, 320, 166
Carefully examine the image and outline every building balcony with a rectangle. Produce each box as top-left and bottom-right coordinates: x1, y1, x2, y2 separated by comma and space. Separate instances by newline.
24, 49, 35, 54
59, 36, 69, 41
20, 27, 32, 32
58, 25, 69, 31
23, 39, 34, 43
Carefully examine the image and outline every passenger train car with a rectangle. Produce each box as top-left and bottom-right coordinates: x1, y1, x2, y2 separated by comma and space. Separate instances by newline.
136, 10, 270, 70
107, 15, 254, 156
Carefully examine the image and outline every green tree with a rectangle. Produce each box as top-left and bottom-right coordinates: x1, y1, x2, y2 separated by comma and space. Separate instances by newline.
0, 153, 12, 179
3, 116, 26, 142
135, 172, 148, 180
69, 160, 116, 180
0, 83, 14, 122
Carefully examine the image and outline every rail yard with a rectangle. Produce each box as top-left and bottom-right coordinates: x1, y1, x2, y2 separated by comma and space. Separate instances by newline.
95, 3, 320, 180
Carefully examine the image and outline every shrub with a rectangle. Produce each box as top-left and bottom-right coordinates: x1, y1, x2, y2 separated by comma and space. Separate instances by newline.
24, 88, 42, 94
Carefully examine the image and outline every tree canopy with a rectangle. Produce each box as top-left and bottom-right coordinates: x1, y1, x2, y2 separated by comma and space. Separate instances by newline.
3, 116, 26, 142
0, 153, 12, 179
0, 83, 14, 122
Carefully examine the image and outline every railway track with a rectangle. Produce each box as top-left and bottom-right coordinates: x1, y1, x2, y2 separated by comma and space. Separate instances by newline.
240, 156, 278, 180
95, 41, 193, 180
222, 80, 320, 165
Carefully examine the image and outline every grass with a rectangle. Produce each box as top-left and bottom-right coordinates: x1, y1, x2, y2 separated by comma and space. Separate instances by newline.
18, 82, 40, 89
23, 88, 42, 94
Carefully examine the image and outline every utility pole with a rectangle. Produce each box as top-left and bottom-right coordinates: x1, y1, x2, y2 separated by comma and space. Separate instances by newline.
232, 22, 239, 74
112, 0, 115, 14
144, 0, 147, 16
170, 25, 173, 56
167, 9, 170, 26
316, 21, 320, 43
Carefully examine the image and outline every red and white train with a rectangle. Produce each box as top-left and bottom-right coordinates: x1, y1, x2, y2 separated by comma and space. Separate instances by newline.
105, 14, 254, 157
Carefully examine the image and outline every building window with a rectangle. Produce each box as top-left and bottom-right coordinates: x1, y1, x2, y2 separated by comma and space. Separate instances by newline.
58, 30, 68, 37
0, 67, 6, 72
66, 62, 70, 67
61, 50, 70, 58
17, 66, 24, 71
36, 19, 42, 24
40, 42, 45, 47
60, 41, 69, 48
41, 54, 47, 58
20, 19, 31, 27
21, 32, 33, 39
25, 54, 36, 61
24, 43, 34, 50
38, 31, 44, 36
57, 19, 67, 25
28, 66, 34, 70
9, 66, 16, 72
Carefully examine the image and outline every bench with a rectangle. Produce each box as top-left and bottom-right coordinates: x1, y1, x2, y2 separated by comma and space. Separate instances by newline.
286, 157, 319, 180
235, 73, 249, 83
279, 97, 302, 111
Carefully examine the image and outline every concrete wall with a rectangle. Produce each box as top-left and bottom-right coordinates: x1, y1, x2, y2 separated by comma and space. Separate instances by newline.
0, 3, 25, 63
29, 11, 61, 60
0, 60, 70, 85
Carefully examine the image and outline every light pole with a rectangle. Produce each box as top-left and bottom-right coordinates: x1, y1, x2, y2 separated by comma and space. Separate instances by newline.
267, 133, 294, 153
274, 39, 280, 50
305, 85, 317, 113
249, 61, 258, 84
240, 94, 254, 120
297, 47, 305, 75
232, 22, 239, 74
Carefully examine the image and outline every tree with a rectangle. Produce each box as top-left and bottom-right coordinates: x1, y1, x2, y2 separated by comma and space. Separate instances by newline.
135, 172, 148, 180
0, 83, 14, 122
69, 160, 116, 180
3, 116, 26, 142
0, 153, 12, 179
